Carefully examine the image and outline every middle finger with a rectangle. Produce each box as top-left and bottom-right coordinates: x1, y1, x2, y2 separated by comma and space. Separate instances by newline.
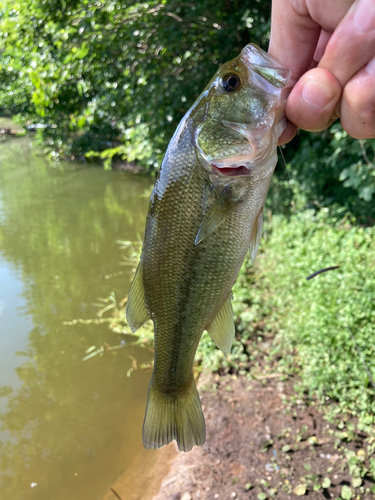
318, 0, 375, 87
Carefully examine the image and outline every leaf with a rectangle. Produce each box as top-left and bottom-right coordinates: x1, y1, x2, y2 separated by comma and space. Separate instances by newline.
351, 477, 361, 488
293, 484, 307, 496
348, 463, 360, 477
257, 493, 267, 500
339, 168, 349, 181
322, 478, 331, 489
341, 485, 352, 500
360, 185, 375, 201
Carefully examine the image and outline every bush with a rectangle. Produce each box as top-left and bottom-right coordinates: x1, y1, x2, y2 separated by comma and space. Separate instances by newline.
0, 0, 270, 165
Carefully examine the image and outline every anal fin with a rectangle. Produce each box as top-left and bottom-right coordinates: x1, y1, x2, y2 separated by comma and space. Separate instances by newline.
249, 208, 263, 263
126, 260, 149, 332
206, 294, 235, 354
195, 186, 241, 245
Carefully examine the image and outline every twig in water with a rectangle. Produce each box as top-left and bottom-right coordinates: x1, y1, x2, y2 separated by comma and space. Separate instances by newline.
110, 488, 123, 500
346, 325, 375, 391
306, 266, 340, 280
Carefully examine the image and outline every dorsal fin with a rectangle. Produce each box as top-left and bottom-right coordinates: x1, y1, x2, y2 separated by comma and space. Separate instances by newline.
206, 294, 235, 354
252, 65, 291, 88
126, 260, 149, 332
195, 186, 241, 245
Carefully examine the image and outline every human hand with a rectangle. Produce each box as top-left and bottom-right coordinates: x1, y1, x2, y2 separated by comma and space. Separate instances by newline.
268, 0, 375, 144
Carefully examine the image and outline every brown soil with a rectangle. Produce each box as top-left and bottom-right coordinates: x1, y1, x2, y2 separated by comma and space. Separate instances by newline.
149, 372, 374, 500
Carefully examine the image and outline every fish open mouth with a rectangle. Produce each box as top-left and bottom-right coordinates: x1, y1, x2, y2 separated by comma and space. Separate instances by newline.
211, 164, 250, 177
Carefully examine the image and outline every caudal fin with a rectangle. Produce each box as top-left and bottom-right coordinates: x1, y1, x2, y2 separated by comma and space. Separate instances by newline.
142, 378, 206, 452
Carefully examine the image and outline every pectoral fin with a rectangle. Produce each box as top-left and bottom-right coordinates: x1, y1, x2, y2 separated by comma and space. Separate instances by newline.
249, 208, 263, 263
206, 294, 235, 354
195, 187, 241, 245
126, 260, 149, 332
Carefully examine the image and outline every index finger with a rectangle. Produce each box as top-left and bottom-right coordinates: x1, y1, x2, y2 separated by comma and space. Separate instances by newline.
268, 0, 320, 83
268, 0, 354, 81
318, 0, 375, 86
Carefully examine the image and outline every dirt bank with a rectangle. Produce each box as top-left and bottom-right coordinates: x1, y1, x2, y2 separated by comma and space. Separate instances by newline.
104, 440, 176, 500
151, 373, 374, 500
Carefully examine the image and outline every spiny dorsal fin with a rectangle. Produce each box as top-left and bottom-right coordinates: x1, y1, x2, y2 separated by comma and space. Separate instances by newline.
249, 208, 263, 263
252, 65, 291, 88
126, 260, 149, 332
206, 294, 235, 354
195, 186, 241, 245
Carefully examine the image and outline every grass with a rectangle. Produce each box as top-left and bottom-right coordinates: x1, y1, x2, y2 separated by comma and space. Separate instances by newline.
250, 209, 375, 417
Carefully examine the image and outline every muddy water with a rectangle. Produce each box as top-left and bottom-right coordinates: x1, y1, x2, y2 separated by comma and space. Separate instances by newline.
0, 137, 173, 500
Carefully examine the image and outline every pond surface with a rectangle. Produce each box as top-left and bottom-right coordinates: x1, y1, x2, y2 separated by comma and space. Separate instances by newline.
0, 137, 167, 499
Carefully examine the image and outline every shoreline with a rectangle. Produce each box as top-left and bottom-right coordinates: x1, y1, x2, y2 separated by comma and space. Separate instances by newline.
149, 371, 374, 500
103, 440, 177, 500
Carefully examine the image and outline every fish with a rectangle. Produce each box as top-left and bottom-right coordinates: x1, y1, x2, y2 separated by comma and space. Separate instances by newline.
126, 44, 291, 452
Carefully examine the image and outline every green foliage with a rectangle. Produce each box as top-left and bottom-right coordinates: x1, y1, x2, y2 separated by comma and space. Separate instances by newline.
274, 125, 375, 222
341, 485, 352, 500
322, 478, 331, 489
85, 123, 156, 170
249, 209, 375, 415
0, 0, 270, 165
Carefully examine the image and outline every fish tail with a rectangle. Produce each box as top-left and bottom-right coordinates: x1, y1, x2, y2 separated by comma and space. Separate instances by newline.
142, 377, 206, 452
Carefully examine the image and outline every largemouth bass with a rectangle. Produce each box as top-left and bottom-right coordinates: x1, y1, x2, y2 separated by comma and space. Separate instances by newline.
127, 44, 290, 452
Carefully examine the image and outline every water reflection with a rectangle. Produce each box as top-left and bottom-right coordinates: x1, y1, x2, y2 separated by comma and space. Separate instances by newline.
0, 138, 159, 499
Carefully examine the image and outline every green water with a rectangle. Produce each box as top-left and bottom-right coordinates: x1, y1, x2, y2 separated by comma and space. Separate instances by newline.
0, 137, 159, 499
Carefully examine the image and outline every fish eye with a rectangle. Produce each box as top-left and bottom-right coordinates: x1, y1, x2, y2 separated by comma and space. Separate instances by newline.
221, 73, 242, 92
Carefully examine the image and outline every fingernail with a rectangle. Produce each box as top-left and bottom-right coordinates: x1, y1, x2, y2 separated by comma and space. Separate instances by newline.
366, 55, 375, 75
301, 77, 336, 109
354, 0, 375, 33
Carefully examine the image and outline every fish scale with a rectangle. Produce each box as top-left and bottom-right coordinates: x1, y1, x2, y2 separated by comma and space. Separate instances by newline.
126, 44, 291, 452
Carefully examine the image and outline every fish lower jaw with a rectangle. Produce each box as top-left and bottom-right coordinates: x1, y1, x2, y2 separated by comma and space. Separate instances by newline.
210, 155, 260, 177
211, 163, 251, 177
